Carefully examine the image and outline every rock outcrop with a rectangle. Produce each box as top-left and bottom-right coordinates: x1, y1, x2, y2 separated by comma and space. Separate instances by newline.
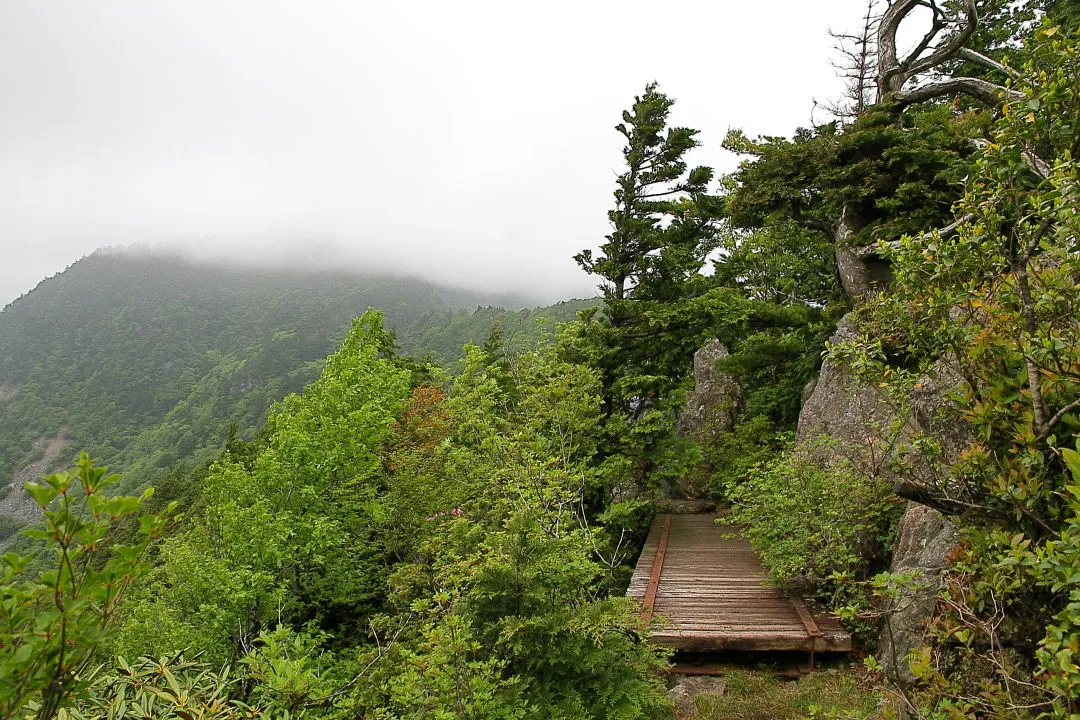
0, 382, 18, 402
672, 340, 740, 498
796, 315, 897, 475
798, 315, 970, 491
796, 313, 961, 691
877, 503, 957, 689
678, 340, 740, 443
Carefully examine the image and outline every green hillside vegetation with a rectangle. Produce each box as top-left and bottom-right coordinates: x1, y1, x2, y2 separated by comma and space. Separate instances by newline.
3, 4, 1080, 718
0, 251, 589, 516
397, 299, 600, 371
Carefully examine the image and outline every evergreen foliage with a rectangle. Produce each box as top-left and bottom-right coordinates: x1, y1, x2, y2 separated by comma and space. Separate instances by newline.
728, 439, 903, 610
395, 299, 599, 371
572, 83, 732, 497
4, 7, 1080, 718
723, 105, 986, 251
839, 24, 1080, 716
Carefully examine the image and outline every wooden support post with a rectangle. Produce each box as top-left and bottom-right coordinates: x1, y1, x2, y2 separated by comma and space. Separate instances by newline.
791, 598, 823, 672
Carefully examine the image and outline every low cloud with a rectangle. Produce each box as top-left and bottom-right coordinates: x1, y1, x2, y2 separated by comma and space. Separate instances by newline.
0, 0, 863, 308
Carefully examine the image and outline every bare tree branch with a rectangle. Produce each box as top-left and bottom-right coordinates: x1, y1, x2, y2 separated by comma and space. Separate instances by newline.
1021, 148, 1051, 179
877, 0, 923, 96
1040, 398, 1080, 442
904, 0, 977, 78
901, 4, 946, 73
826, 1, 882, 119
875, 0, 1020, 110
957, 47, 1020, 80
852, 211, 979, 259
893, 76, 1023, 107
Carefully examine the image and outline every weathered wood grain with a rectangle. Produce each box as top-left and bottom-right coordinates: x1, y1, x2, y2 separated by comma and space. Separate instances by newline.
627, 513, 852, 653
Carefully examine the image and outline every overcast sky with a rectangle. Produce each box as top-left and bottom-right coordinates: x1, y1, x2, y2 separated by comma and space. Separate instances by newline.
1, 0, 875, 308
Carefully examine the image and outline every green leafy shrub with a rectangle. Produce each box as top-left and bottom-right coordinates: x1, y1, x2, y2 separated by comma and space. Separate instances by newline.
69, 626, 342, 720
705, 416, 791, 501
0, 455, 174, 720
839, 25, 1080, 717
109, 310, 413, 665
729, 439, 903, 610
68, 653, 255, 720
361, 338, 673, 719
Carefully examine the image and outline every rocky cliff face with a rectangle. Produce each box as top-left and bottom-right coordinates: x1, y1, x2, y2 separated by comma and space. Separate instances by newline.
671, 340, 740, 499
795, 313, 960, 690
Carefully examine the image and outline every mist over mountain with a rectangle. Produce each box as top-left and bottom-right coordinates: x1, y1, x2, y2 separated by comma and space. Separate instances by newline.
2, 241, 569, 311
0, 247, 591, 534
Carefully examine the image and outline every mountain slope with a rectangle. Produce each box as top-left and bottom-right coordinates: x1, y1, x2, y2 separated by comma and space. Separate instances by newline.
0, 249, 590, 527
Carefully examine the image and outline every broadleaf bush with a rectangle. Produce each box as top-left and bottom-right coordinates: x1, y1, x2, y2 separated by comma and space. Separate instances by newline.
729, 438, 903, 611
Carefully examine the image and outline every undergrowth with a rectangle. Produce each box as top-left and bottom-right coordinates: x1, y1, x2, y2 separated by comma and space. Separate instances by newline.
693, 667, 880, 719
727, 438, 903, 616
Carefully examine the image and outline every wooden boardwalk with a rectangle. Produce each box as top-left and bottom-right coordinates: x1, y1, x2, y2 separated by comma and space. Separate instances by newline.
627, 514, 850, 656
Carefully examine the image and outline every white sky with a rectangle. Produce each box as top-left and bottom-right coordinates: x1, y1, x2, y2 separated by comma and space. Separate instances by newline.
0, 0, 875, 307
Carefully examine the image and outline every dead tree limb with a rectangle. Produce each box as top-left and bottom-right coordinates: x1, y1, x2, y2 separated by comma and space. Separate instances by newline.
875, 0, 1021, 108
893, 76, 1024, 107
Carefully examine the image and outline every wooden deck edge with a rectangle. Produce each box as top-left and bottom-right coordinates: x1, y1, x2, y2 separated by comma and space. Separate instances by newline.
639, 514, 671, 621
648, 633, 852, 652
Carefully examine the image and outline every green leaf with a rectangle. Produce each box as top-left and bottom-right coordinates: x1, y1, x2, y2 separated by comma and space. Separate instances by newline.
23, 482, 58, 508
1063, 446, 1080, 483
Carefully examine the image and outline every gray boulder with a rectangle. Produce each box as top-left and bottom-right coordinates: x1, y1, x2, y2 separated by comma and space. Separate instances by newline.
877, 503, 956, 689
796, 313, 963, 692
672, 340, 741, 498
667, 677, 725, 718
796, 315, 897, 477
677, 339, 740, 443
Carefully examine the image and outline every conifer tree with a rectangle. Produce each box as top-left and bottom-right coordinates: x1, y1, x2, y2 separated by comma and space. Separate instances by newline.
575, 83, 719, 328
572, 84, 726, 497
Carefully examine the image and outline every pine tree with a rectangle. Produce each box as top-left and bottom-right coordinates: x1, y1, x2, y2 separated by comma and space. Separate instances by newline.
571, 84, 725, 498
575, 83, 719, 324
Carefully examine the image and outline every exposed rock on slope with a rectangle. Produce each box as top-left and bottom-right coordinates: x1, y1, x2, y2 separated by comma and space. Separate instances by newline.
0, 430, 69, 545
672, 340, 740, 498
796, 313, 962, 689
0, 382, 17, 402
798, 314, 971, 495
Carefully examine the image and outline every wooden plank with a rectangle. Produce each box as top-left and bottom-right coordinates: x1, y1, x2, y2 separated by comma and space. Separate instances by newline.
640, 514, 672, 621
651, 632, 851, 652
625, 512, 852, 656
792, 598, 822, 639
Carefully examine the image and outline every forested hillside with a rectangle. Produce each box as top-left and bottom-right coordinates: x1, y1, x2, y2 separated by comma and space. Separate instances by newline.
396, 299, 598, 369
0, 250, 586, 528
4, 2, 1080, 719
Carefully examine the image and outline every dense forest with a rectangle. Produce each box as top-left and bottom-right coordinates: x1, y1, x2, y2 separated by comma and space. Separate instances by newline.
3, 1, 1080, 718
0, 252, 591, 540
